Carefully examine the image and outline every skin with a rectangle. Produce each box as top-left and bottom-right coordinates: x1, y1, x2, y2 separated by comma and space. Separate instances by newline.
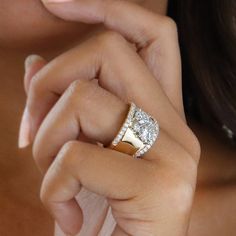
0, 0, 235, 235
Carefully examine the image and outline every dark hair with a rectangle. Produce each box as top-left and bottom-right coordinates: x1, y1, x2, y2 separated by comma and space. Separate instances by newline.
168, 0, 236, 145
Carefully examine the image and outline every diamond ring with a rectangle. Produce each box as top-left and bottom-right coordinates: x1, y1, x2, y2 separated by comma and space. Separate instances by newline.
107, 102, 160, 158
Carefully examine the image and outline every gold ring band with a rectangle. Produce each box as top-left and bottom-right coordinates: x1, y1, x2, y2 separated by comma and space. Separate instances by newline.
107, 102, 159, 158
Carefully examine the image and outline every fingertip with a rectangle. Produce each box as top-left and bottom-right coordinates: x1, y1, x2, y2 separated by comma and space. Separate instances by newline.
50, 200, 83, 236
24, 54, 45, 71
24, 54, 47, 95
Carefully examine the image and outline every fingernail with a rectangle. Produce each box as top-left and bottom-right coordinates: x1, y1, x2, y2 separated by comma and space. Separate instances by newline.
18, 106, 31, 149
24, 55, 44, 72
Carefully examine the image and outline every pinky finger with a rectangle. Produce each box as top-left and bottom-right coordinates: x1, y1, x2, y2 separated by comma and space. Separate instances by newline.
40, 141, 150, 235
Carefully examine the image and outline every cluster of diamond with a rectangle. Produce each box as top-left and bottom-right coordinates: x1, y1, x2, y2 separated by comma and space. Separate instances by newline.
132, 108, 159, 158
112, 102, 160, 158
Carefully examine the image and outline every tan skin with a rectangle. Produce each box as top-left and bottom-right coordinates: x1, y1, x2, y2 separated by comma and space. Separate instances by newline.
0, 0, 236, 235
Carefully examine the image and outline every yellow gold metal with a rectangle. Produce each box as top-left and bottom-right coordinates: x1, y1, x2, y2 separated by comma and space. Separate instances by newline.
108, 127, 144, 156
107, 102, 159, 158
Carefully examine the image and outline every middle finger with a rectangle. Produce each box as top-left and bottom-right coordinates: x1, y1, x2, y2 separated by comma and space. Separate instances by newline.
33, 79, 128, 171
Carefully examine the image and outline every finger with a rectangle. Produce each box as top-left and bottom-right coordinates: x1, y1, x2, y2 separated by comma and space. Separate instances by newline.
40, 141, 151, 235
33, 79, 129, 172
27, 32, 198, 159
33, 79, 193, 175
19, 55, 95, 149
42, 0, 184, 117
19, 55, 47, 148
24, 55, 47, 95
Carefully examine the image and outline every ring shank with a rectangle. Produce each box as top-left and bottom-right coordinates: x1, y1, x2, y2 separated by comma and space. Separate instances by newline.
108, 127, 144, 156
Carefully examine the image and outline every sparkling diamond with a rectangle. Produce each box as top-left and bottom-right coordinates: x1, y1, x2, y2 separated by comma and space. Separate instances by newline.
111, 103, 159, 158
140, 128, 149, 142
131, 109, 158, 145
135, 110, 149, 122
133, 120, 141, 133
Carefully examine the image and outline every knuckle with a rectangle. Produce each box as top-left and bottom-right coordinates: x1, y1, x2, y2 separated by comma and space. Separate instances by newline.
57, 140, 80, 169
145, 164, 195, 214
187, 131, 202, 162
66, 80, 99, 107
67, 80, 86, 97
66, 80, 88, 106
160, 16, 178, 36
168, 180, 194, 214
191, 136, 201, 161
97, 30, 127, 50
178, 127, 201, 163
61, 140, 79, 154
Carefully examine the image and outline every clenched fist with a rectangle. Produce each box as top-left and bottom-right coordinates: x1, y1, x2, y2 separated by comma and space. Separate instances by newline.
19, 0, 200, 235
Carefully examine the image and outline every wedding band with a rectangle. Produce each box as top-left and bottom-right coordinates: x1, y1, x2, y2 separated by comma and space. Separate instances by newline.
108, 102, 160, 158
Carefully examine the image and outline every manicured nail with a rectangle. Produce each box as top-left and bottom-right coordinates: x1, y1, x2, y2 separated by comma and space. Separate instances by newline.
24, 55, 44, 72
18, 107, 31, 149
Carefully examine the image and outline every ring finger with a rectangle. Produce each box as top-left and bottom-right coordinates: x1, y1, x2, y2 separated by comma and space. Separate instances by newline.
34, 78, 184, 174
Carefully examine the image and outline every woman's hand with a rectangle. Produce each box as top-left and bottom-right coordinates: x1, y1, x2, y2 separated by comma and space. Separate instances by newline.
19, 0, 201, 235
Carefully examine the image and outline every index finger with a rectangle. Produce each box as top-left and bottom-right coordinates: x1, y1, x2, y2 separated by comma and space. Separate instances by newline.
42, 0, 170, 47
41, 0, 184, 116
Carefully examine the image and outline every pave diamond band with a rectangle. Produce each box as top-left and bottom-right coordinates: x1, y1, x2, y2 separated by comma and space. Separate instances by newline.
108, 102, 160, 158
